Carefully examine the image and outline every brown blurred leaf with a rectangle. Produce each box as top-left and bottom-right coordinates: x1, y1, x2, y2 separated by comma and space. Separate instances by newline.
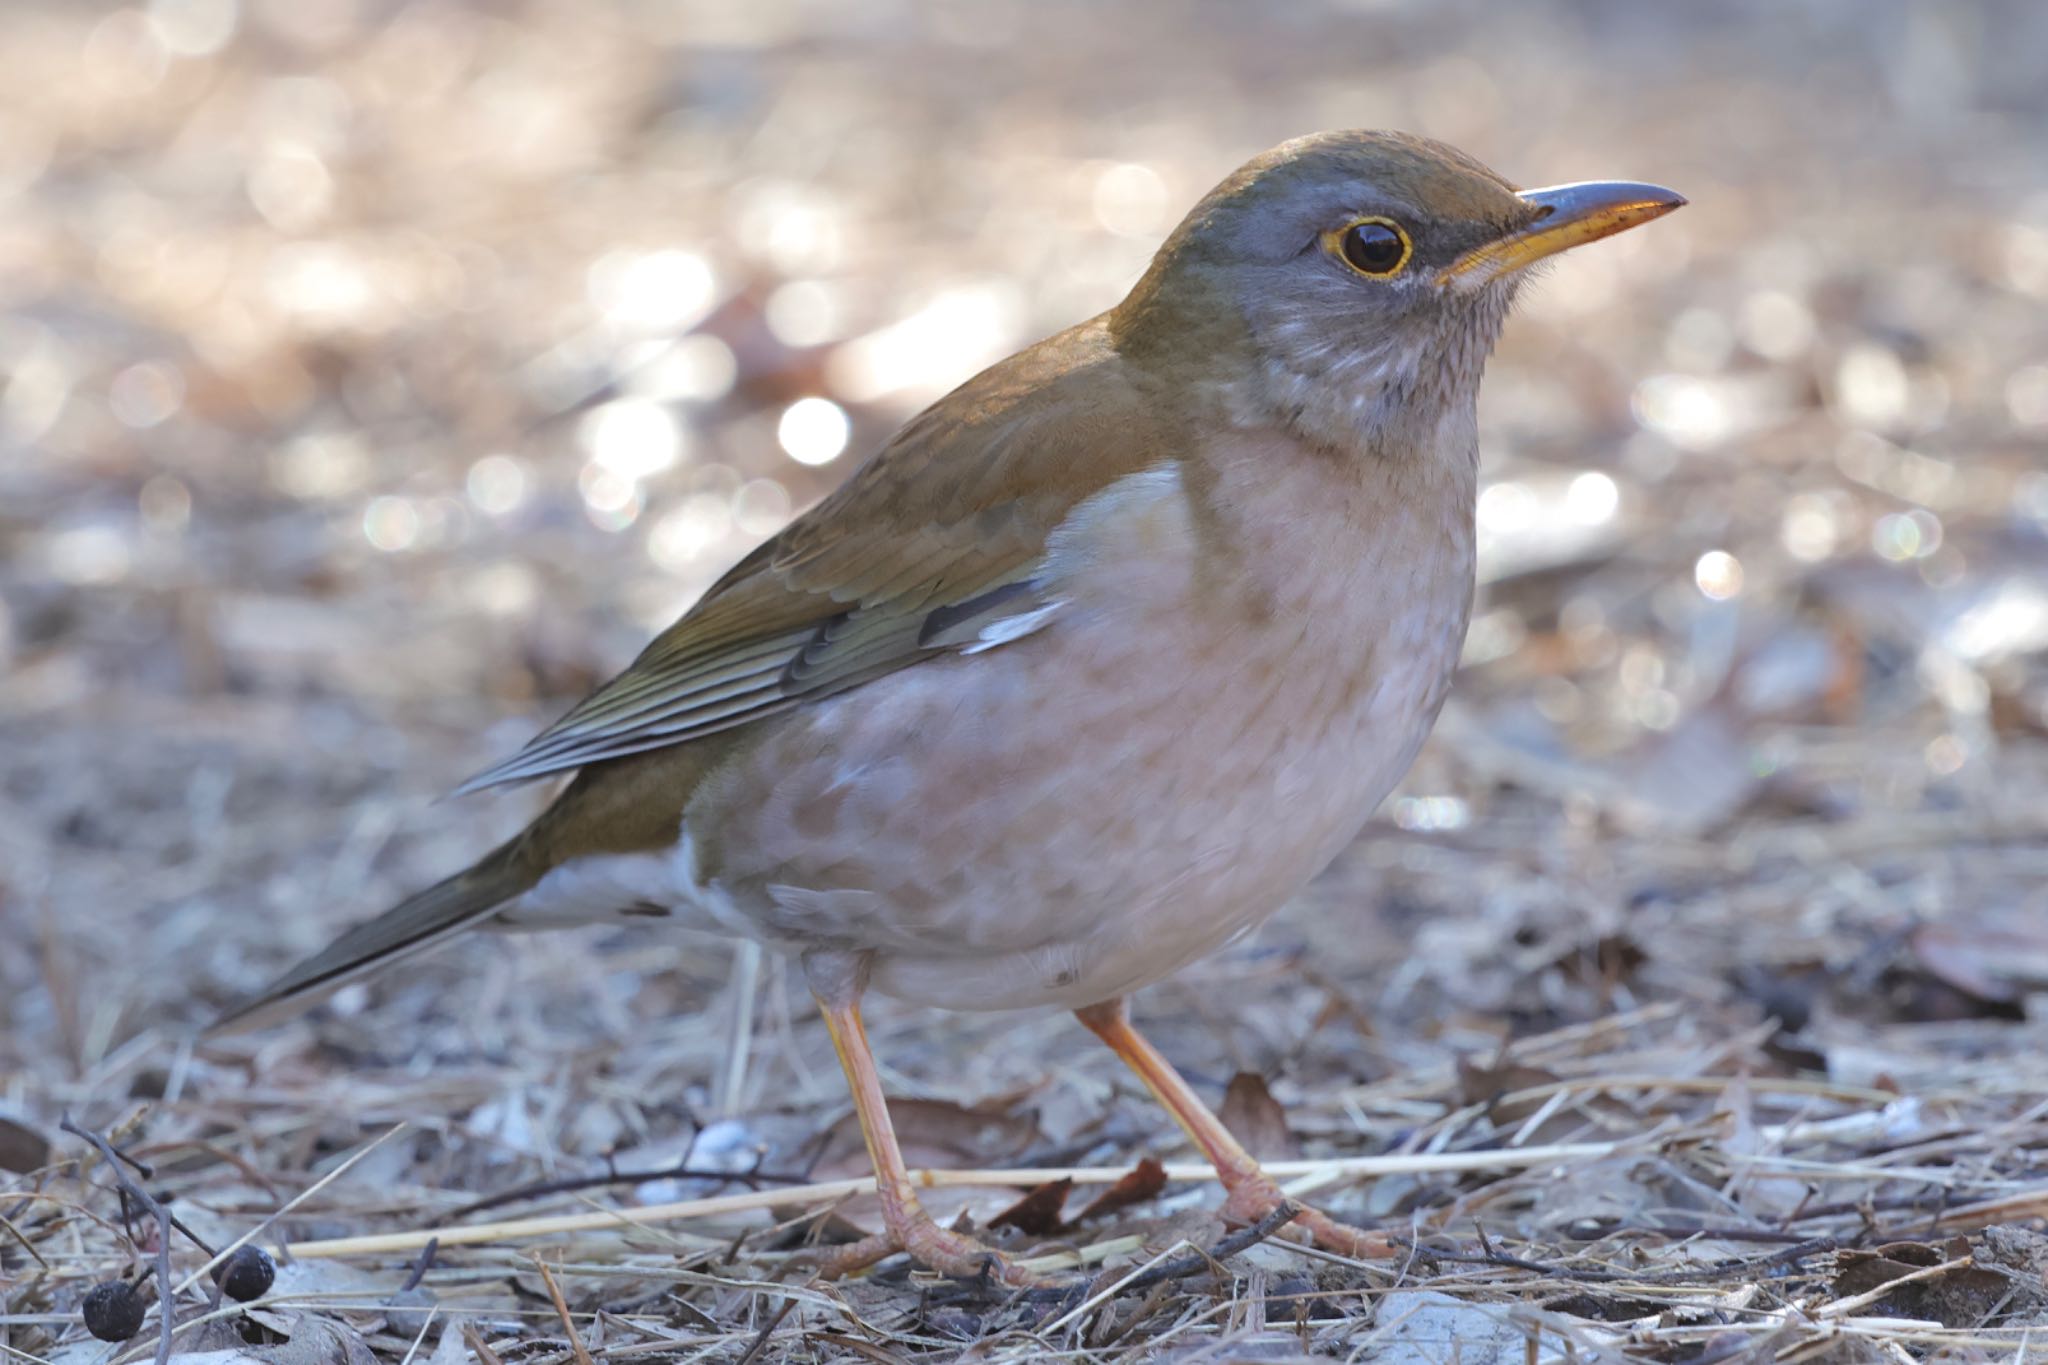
0, 1113, 50, 1173
817, 1097, 1040, 1174
1832, 1240, 1948, 1298
1990, 683, 2048, 738
1831, 1239, 2014, 1328
1219, 1072, 1299, 1161
1822, 621, 1867, 724
1910, 925, 2024, 1005
989, 1177, 1070, 1235
1067, 1157, 1168, 1228
1456, 1056, 1564, 1124
1553, 934, 1648, 994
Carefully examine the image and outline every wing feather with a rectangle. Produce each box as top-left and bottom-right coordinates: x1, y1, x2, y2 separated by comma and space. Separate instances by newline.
456, 318, 1171, 793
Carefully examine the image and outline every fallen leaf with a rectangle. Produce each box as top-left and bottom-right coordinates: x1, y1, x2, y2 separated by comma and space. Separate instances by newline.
1219, 1073, 1299, 1161
1067, 1158, 1167, 1228
1911, 926, 2023, 1005
1455, 1056, 1563, 1124
815, 1097, 1040, 1175
1830, 1240, 2014, 1328
0, 1113, 51, 1173
166, 1313, 376, 1365
989, 1177, 1070, 1235
1551, 933, 1648, 993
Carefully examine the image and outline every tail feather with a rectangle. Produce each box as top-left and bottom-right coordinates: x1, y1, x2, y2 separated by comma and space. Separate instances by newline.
210, 845, 538, 1035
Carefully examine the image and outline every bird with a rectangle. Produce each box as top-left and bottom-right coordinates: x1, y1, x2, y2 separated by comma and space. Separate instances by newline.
217, 131, 1683, 1283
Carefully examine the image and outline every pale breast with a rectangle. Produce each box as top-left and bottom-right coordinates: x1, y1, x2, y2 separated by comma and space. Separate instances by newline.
674, 434, 1477, 1011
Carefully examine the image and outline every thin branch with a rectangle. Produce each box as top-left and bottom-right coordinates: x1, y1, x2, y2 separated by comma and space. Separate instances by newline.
1118, 1201, 1307, 1293
1404, 1234, 1839, 1286
531, 1257, 595, 1365
150, 1206, 173, 1365
59, 1118, 185, 1365
450, 1155, 815, 1219
733, 1296, 797, 1365
282, 1143, 1615, 1259
60, 1117, 217, 1258
174, 1122, 408, 1294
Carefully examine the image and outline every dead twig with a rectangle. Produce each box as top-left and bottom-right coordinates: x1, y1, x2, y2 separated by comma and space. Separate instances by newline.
281, 1143, 1617, 1259
452, 1153, 815, 1219
61, 1116, 217, 1257
531, 1255, 596, 1365
734, 1296, 799, 1365
1407, 1232, 1840, 1287
59, 1117, 185, 1365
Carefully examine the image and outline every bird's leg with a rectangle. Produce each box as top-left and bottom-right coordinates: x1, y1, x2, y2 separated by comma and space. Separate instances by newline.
805, 952, 1037, 1284
1075, 998, 1394, 1259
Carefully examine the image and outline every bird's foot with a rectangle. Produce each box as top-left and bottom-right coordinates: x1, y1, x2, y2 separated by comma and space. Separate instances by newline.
1220, 1174, 1395, 1259
816, 1211, 1045, 1285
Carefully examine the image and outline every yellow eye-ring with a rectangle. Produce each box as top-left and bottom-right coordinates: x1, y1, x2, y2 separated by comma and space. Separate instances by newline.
1324, 217, 1412, 277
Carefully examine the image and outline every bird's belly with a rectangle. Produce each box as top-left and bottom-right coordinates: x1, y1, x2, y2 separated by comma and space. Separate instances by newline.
684, 588, 1462, 1011
506, 444, 1474, 1013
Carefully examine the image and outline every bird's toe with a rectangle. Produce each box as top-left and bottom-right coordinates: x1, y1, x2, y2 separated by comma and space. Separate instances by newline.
1220, 1176, 1395, 1260
816, 1216, 1048, 1286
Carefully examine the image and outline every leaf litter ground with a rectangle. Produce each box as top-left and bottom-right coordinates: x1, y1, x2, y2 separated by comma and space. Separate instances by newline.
7, 2, 2048, 1360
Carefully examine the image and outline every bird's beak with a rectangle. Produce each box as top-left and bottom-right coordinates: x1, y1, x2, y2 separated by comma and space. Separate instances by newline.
1441, 180, 1686, 287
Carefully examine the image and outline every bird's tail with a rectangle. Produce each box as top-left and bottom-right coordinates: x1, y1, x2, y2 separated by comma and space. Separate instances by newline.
209, 842, 540, 1035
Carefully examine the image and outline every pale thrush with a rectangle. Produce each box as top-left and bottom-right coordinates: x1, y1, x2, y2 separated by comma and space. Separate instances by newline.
220, 131, 1684, 1281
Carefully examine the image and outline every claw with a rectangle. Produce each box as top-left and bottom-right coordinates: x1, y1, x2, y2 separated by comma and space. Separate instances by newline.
808, 974, 1056, 1288
1220, 1174, 1394, 1259
815, 1215, 1046, 1285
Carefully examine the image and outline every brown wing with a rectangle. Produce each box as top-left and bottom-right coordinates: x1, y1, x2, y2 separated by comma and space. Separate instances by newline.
456, 318, 1169, 793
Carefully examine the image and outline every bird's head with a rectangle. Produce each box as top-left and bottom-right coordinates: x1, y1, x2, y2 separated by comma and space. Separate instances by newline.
1112, 130, 1684, 458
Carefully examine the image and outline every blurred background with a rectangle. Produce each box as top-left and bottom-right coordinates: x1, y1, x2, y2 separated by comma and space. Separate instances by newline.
4, 0, 2048, 1216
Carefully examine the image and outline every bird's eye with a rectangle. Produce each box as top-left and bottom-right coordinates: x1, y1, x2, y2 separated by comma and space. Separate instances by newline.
1327, 217, 1412, 277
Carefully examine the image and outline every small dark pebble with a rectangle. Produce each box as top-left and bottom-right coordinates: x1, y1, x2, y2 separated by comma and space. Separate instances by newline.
83, 1281, 147, 1342
213, 1246, 276, 1302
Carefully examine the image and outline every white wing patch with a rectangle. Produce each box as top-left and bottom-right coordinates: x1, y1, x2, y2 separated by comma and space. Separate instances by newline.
963, 599, 1066, 653
1041, 464, 1187, 573
948, 464, 1186, 655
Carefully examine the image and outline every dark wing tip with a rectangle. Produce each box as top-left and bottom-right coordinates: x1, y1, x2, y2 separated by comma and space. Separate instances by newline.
203, 854, 534, 1037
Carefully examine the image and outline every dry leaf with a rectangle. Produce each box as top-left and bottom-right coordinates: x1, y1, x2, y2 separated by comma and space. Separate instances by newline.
1067, 1158, 1168, 1228
1830, 1240, 2015, 1328
1455, 1056, 1564, 1124
1219, 1073, 1300, 1162
1910, 925, 2024, 1005
988, 1177, 1070, 1234
0, 1113, 50, 1173
816, 1097, 1040, 1174
167, 1314, 376, 1365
